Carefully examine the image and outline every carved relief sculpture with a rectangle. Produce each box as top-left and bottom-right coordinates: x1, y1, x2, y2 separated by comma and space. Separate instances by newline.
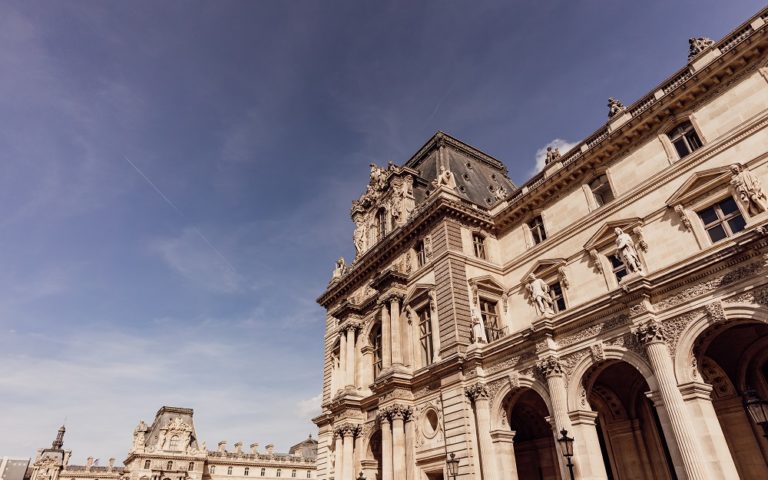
526, 273, 554, 315
615, 227, 643, 274
730, 163, 768, 216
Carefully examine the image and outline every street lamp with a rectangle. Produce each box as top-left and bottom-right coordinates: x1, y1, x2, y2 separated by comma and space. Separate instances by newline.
446, 452, 459, 480
744, 389, 768, 438
557, 428, 575, 480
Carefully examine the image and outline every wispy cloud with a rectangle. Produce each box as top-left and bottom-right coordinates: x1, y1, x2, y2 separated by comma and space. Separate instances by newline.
532, 138, 578, 174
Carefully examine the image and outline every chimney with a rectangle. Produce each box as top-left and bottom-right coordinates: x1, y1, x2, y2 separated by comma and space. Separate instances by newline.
234, 442, 242, 454
265, 444, 274, 455
249, 443, 259, 455
217, 441, 227, 453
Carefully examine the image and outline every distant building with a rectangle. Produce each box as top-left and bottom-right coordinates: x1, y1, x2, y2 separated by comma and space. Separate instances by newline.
1, 457, 30, 480
28, 407, 316, 480
314, 6, 768, 480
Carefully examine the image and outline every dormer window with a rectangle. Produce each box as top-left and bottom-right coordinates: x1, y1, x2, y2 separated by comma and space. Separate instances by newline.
168, 435, 179, 451
668, 121, 702, 159
528, 215, 547, 245
472, 233, 486, 259
589, 174, 614, 208
697, 196, 746, 243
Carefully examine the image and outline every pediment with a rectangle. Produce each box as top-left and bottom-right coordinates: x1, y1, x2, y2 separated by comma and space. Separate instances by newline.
468, 275, 506, 295
584, 218, 643, 251
666, 166, 732, 206
404, 282, 435, 306
521, 258, 567, 283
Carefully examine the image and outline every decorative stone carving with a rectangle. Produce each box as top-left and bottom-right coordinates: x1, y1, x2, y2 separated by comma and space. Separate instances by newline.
436, 165, 457, 190
352, 213, 367, 259
132, 420, 148, 452
589, 249, 604, 273
471, 314, 486, 344
590, 342, 605, 362
632, 226, 648, 252
486, 355, 522, 375
536, 357, 565, 378
704, 300, 725, 322
674, 204, 693, 231
633, 320, 666, 345
607, 97, 626, 118
730, 163, 768, 215
509, 371, 520, 388
423, 235, 432, 261
557, 266, 570, 289
331, 258, 347, 282
615, 227, 643, 274
526, 273, 555, 315
544, 147, 561, 165
688, 37, 715, 60
464, 383, 490, 401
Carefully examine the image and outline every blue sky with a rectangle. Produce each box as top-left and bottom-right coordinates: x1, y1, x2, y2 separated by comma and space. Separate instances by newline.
0, 0, 763, 462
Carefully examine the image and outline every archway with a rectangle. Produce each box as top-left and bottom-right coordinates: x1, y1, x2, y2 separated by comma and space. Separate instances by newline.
505, 388, 561, 480
361, 428, 382, 480
695, 321, 768, 478
585, 360, 675, 480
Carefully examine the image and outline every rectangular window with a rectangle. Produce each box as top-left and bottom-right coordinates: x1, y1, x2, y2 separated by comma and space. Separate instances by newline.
479, 298, 504, 342
244, 468, 249, 476
472, 233, 486, 260
668, 122, 702, 159
144, 461, 151, 470
590, 174, 614, 208
292, 471, 296, 478
549, 281, 566, 313
609, 254, 628, 283
697, 197, 746, 244
260, 468, 266, 477
276, 469, 281, 478
227, 467, 233, 476
210, 466, 215, 474
189, 463, 195, 472
416, 240, 427, 267
372, 325, 382, 377
528, 216, 547, 245
418, 307, 434, 367
307, 472, 311, 479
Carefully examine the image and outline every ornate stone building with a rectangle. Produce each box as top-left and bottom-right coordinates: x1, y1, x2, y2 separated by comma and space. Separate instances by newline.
28, 407, 316, 480
314, 7, 768, 480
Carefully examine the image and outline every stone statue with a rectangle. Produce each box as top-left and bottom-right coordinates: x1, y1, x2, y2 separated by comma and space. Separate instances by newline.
470, 308, 486, 344
369, 163, 387, 190
352, 215, 367, 258
526, 273, 554, 315
437, 165, 457, 189
730, 163, 767, 216
688, 37, 715, 60
332, 258, 347, 280
544, 147, 561, 165
607, 97, 626, 118
132, 421, 147, 451
615, 228, 642, 274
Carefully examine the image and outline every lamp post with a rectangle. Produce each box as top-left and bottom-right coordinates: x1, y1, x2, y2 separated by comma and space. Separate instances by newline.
557, 428, 575, 480
446, 452, 459, 480
744, 389, 768, 438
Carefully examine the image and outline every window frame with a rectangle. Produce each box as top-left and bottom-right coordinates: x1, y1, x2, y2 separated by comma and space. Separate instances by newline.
588, 173, 615, 209
227, 466, 233, 476
696, 195, 747, 244
667, 121, 703, 160
415, 239, 427, 267
472, 232, 487, 260
527, 215, 548, 246
370, 323, 383, 378
244, 467, 249, 477
260, 468, 266, 477
144, 461, 151, 470
416, 305, 434, 367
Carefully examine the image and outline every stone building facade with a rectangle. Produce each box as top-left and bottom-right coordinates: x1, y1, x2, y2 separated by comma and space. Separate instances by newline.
29, 407, 316, 480
314, 7, 768, 480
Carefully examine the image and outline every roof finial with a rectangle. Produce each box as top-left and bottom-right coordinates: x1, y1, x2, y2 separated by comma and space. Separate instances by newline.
52, 425, 66, 449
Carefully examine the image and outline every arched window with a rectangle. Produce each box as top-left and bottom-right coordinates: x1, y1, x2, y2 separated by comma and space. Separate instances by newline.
210, 466, 216, 474
291, 470, 296, 478
144, 461, 151, 470
188, 463, 194, 472
371, 324, 383, 377
244, 467, 249, 476
376, 208, 388, 241
166, 461, 173, 471
276, 469, 282, 478
260, 468, 266, 477
168, 435, 180, 451
227, 466, 233, 475
667, 121, 702, 159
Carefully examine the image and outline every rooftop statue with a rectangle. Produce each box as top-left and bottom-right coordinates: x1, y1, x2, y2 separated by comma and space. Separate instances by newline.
688, 37, 715, 60
544, 146, 561, 165
436, 165, 457, 189
607, 97, 626, 118
331, 258, 347, 280
730, 163, 767, 216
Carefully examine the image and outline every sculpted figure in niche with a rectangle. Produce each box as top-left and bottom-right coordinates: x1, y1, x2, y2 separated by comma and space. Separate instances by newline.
437, 165, 457, 189
615, 227, 643, 273
471, 309, 486, 344
526, 273, 554, 315
352, 215, 367, 258
730, 163, 768, 215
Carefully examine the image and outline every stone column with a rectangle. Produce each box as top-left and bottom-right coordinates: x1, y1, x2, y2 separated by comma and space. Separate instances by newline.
568, 410, 609, 480
334, 431, 343, 480
490, 430, 517, 479
390, 295, 403, 365
465, 384, 498, 480
342, 426, 355, 480
537, 357, 573, 479
380, 413, 393, 480
345, 326, 356, 387
339, 329, 347, 390
381, 302, 392, 369
405, 410, 415, 480
391, 407, 407, 480
634, 321, 710, 480
429, 292, 441, 361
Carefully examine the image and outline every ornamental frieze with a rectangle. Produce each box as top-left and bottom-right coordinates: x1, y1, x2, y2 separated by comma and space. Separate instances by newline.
724, 286, 768, 305
654, 261, 763, 310
660, 310, 702, 354
560, 349, 590, 378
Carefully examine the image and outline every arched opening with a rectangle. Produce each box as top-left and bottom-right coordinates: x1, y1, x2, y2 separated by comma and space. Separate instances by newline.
363, 428, 382, 480
331, 338, 341, 394
168, 435, 179, 451
586, 360, 675, 480
505, 388, 561, 480
695, 321, 768, 478
370, 323, 382, 378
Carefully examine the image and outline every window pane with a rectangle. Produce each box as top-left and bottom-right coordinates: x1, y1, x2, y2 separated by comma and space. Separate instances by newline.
685, 130, 702, 151
608, 255, 623, 269
698, 207, 717, 225
719, 197, 739, 216
706, 225, 727, 243
673, 139, 690, 158
728, 215, 746, 234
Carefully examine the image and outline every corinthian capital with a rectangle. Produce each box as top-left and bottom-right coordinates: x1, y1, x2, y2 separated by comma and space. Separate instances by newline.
464, 383, 489, 402
536, 357, 565, 378
632, 320, 666, 345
